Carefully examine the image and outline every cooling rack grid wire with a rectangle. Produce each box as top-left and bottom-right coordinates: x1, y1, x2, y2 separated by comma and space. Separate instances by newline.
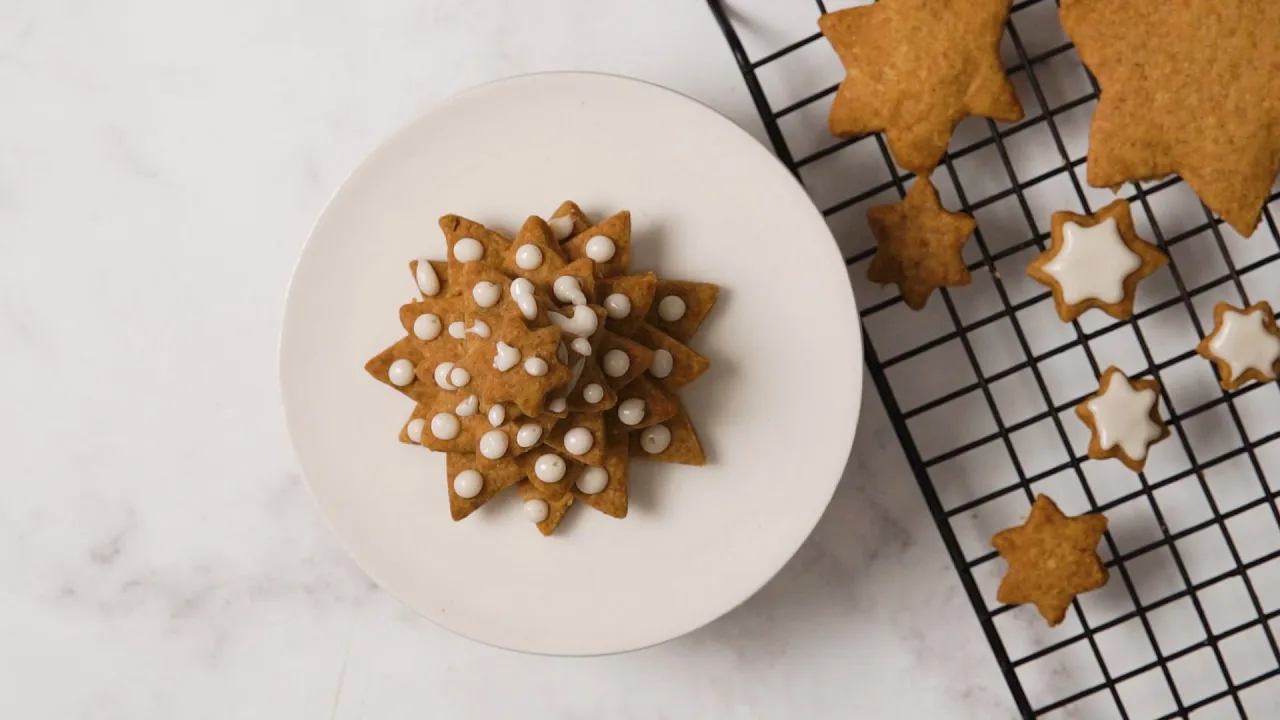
707, 0, 1280, 717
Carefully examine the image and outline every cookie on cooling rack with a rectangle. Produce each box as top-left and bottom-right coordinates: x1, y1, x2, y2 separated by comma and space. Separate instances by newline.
1075, 367, 1170, 473
1060, 0, 1280, 237
992, 494, 1110, 627
817, 0, 1023, 174
866, 177, 976, 311
1196, 301, 1280, 391
1026, 199, 1168, 323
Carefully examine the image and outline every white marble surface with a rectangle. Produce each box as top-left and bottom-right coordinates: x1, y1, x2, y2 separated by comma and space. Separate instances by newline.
13, 0, 1277, 717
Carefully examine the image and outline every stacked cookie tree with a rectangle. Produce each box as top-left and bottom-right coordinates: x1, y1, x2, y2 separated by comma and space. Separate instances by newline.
366, 202, 718, 535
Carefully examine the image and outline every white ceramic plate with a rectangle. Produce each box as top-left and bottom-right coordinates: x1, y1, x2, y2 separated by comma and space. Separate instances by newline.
280, 72, 862, 655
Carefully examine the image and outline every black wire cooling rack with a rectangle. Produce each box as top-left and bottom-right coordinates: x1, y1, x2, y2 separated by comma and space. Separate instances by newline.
708, 0, 1280, 717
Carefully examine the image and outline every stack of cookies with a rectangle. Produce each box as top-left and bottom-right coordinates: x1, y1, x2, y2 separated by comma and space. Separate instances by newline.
365, 202, 718, 535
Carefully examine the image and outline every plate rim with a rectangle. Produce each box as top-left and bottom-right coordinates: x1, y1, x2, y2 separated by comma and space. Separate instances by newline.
278, 71, 865, 656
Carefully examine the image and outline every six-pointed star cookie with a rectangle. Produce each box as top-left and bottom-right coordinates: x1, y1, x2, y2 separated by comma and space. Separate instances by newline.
1196, 301, 1280, 390
1060, 0, 1280, 236
992, 494, 1110, 627
1027, 199, 1168, 322
818, 0, 1023, 174
1076, 367, 1170, 473
866, 177, 976, 310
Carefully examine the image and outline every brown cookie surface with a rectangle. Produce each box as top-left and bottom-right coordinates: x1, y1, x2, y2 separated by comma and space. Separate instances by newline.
866, 178, 975, 311
992, 495, 1109, 627
1060, 0, 1280, 236
818, 0, 1023, 174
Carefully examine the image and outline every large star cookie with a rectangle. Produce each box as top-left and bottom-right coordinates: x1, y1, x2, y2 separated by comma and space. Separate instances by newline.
1060, 0, 1280, 236
866, 178, 976, 310
992, 494, 1109, 627
1026, 199, 1167, 322
818, 0, 1023, 174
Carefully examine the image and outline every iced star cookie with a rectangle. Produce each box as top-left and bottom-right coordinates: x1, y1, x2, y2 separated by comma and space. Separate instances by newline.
866, 178, 976, 311
1026, 200, 1167, 322
1075, 367, 1170, 472
818, 0, 1024, 174
366, 204, 718, 535
992, 494, 1109, 627
1196, 302, 1280, 390
1060, 0, 1280, 236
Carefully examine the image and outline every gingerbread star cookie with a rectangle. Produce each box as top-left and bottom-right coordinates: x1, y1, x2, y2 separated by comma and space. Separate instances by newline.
366, 203, 718, 535
1026, 200, 1168, 322
1060, 0, 1280, 236
818, 0, 1024, 174
992, 494, 1110, 627
1076, 367, 1170, 472
866, 178, 976, 310
1196, 301, 1280, 390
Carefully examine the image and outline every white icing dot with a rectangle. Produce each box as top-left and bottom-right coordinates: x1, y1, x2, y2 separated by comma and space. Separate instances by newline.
471, 281, 501, 308
523, 498, 549, 523
431, 413, 460, 440
449, 366, 470, 388
509, 277, 539, 321
433, 362, 456, 391
524, 357, 549, 376
549, 305, 599, 338
467, 320, 490, 338
415, 259, 440, 296
563, 427, 594, 456
534, 453, 567, 483
493, 342, 521, 372
548, 397, 567, 413
604, 293, 631, 319
582, 383, 604, 404
617, 398, 645, 426
577, 467, 608, 495
658, 295, 687, 322
602, 349, 630, 378
649, 349, 674, 379
388, 359, 416, 387
405, 417, 425, 443
571, 337, 592, 356
548, 215, 574, 242
413, 313, 441, 341
515, 244, 543, 270
553, 275, 587, 306
455, 394, 478, 417
516, 423, 543, 448
487, 404, 506, 427
453, 237, 484, 263
585, 235, 616, 262
479, 429, 509, 460
453, 469, 483, 499
640, 425, 672, 454
448, 321, 466, 339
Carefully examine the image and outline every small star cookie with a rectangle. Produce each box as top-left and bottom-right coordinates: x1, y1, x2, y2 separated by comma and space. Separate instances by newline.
1196, 301, 1280, 390
818, 0, 1024, 174
1076, 367, 1170, 472
992, 494, 1109, 627
1060, 0, 1280, 236
1026, 200, 1167, 322
866, 178, 976, 311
